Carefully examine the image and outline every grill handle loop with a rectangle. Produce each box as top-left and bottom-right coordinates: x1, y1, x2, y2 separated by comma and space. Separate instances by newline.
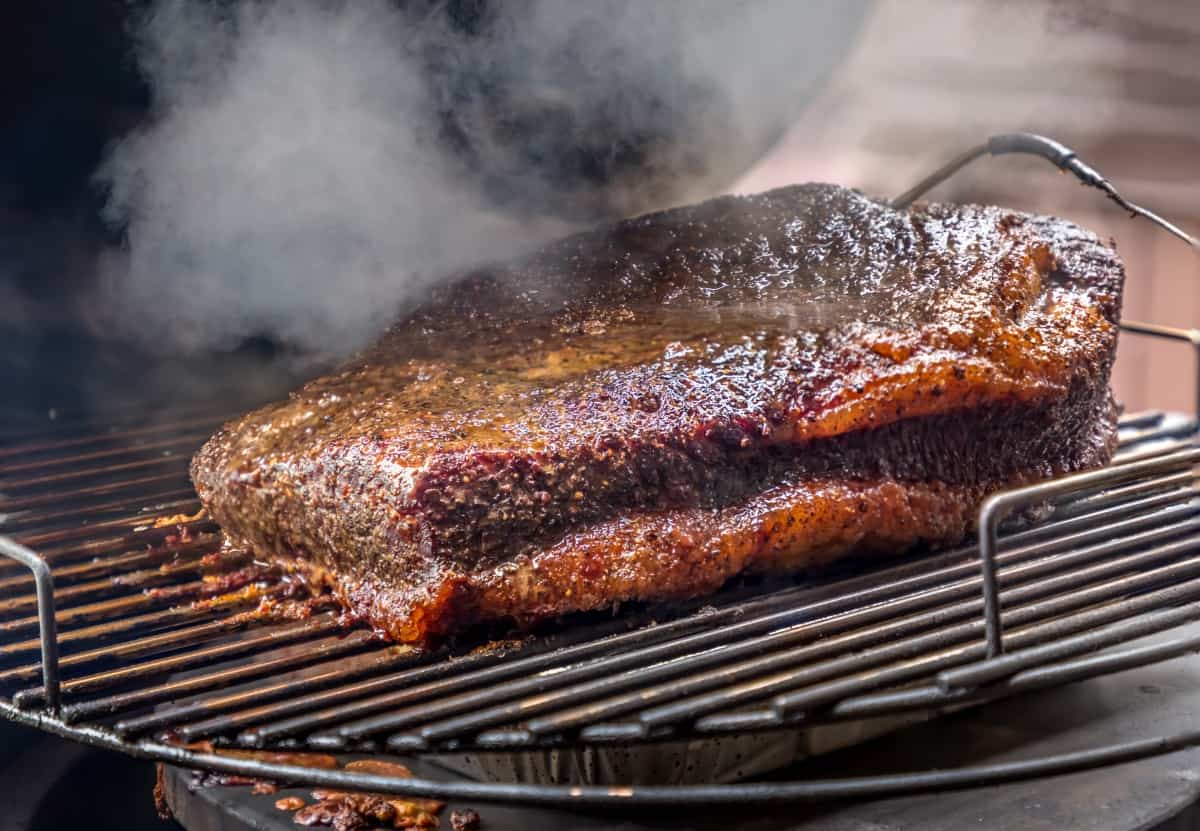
973, 446, 1200, 659
0, 536, 60, 711
890, 132, 1200, 251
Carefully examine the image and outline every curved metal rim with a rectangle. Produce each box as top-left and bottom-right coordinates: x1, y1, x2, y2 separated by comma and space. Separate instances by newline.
2, 697, 1198, 806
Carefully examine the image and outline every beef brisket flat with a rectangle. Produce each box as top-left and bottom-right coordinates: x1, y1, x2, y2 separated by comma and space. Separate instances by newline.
191, 183, 1124, 642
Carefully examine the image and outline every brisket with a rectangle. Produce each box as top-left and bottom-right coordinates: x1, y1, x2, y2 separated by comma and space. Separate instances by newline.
191, 183, 1124, 642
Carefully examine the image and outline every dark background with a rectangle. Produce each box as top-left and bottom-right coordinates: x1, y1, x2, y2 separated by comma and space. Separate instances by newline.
2, 2, 144, 405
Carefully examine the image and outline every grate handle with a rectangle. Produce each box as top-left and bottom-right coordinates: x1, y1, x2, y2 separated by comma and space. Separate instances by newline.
974, 446, 1200, 657
0, 536, 60, 711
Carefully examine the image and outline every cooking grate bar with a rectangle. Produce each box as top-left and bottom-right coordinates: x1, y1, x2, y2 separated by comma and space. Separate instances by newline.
382, 519, 1200, 748
0, 537, 59, 710
0, 413, 229, 458
2, 398, 253, 437
158, 476, 1200, 748
195, 591, 835, 746
8, 500, 203, 549
0, 535, 218, 599
0, 547, 248, 620
462, 531, 1200, 748
822, 627, 1200, 720
771, 571, 1200, 718
0, 408, 1198, 762
0, 535, 228, 627
0, 486, 198, 533
984, 481, 1195, 543
1048, 471, 1195, 520
1114, 411, 1196, 444
0, 431, 215, 477
111, 644, 421, 739
973, 450, 1198, 658
87, 584, 845, 739
1119, 410, 1171, 429
0, 454, 195, 493
1, 505, 200, 552
67, 632, 396, 725
13, 612, 343, 708
985, 627, 1200, 694
514, 520, 1200, 738
309, 492, 1198, 746
689, 568, 1200, 736
0, 471, 193, 515
223, 540, 1048, 747
265, 495, 1182, 749
665, 528, 1200, 726
937, 592, 1200, 689
0, 562, 274, 640
829, 591, 1200, 723
2, 599, 271, 689
0, 518, 218, 576
0, 593, 258, 661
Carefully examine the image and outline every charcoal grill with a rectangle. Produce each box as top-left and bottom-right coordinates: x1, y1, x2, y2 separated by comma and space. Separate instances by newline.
4, 135, 1200, 809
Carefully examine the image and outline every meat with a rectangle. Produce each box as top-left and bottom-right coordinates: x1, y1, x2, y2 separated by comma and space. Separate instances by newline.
190, 183, 1124, 643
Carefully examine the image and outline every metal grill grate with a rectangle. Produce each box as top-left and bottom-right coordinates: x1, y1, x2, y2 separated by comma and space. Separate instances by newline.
3, 401, 1200, 803
1, 398, 1198, 752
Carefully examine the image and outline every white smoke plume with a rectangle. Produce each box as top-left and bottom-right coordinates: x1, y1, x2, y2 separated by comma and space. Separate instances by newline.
91, 0, 867, 362
95, 0, 560, 359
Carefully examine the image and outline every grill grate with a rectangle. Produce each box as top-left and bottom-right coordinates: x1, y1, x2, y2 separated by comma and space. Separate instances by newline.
2, 399, 1200, 803
1, 401, 1198, 746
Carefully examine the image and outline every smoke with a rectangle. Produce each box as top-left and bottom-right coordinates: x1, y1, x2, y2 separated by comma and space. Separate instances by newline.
95, 0, 553, 360
90, 0, 868, 363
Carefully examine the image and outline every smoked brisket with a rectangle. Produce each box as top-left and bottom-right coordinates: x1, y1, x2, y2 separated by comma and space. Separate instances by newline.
191, 184, 1124, 642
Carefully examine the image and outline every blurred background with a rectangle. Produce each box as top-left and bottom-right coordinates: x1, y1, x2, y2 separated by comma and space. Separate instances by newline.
732, 0, 1200, 414
1, 0, 1198, 418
